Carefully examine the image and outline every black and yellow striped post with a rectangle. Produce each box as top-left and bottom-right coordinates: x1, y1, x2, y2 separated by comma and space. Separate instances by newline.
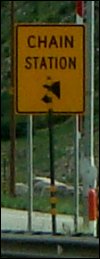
48, 109, 57, 235
50, 185, 57, 234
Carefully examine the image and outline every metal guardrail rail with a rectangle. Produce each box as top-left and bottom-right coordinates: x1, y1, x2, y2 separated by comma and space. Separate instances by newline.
1, 232, 99, 258
1, 251, 86, 258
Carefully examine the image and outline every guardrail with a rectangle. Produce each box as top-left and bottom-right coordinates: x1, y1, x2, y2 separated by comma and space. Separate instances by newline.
1, 232, 99, 258
1, 251, 67, 258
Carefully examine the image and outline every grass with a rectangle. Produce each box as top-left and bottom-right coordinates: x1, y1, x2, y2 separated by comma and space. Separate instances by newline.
1, 191, 83, 216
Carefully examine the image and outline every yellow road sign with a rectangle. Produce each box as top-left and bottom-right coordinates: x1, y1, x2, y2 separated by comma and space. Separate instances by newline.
14, 24, 85, 114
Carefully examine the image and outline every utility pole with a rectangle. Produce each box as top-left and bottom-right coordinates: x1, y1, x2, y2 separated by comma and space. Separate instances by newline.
84, 1, 95, 166
74, 1, 84, 233
9, 1, 16, 196
80, 1, 97, 234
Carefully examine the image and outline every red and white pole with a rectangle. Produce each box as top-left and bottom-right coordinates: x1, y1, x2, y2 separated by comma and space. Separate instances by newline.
76, 1, 84, 24
88, 188, 97, 236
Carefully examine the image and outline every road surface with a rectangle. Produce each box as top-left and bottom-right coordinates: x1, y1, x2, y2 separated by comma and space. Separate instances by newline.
1, 208, 83, 234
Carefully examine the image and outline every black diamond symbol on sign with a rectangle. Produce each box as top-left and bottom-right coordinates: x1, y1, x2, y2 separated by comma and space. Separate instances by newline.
42, 95, 52, 103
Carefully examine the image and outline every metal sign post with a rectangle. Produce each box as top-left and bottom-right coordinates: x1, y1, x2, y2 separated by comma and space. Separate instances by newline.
27, 115, 33, 232
9, 0, 16, 197
48, 109, 56, 235
74, 0, 84, 233
74, 115, 80, 233
84, 1, 95, 166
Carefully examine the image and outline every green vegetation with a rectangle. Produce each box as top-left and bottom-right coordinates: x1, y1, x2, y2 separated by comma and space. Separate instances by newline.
1, 119, 99, 214
0, 118, 79, 215
1, 192, 84, 216
1, 119, 74, 184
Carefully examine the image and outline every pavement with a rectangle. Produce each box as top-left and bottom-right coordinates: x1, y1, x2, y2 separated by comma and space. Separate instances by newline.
1, 208, 83, 234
